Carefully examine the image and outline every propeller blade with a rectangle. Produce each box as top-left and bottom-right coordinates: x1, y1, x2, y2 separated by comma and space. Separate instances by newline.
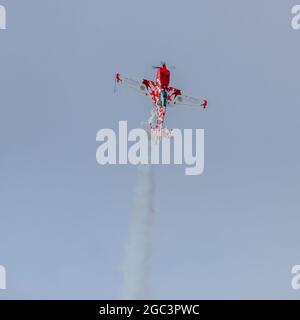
114, 74, 117, 93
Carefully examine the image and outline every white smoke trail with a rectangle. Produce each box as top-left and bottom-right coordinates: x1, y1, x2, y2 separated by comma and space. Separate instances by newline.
122, 164, 155, 299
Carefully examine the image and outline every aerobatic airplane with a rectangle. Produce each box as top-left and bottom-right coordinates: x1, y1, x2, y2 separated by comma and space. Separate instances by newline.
115, 62, 207, 137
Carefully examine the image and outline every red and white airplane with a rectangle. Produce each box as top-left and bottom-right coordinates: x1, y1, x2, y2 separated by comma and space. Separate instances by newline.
115, 62, 207, 137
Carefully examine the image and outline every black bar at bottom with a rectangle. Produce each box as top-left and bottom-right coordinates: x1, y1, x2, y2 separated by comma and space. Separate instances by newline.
0, 300, 299, 319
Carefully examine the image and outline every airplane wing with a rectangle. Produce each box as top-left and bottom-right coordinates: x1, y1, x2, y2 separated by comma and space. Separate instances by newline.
168, 87, 207, 109
115, 73, 153, 96
174, 95, 207, 108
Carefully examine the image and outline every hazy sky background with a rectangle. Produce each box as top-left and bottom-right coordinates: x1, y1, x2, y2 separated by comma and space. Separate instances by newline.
0, 0, 300, 299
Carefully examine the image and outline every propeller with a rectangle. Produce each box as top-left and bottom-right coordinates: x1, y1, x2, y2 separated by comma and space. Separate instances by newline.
152, 61, 176, 70
113, 73, 118, 93
152, 61, 166, 69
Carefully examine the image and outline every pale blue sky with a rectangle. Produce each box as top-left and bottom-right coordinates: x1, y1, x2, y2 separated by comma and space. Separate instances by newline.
0, 0, 300, 299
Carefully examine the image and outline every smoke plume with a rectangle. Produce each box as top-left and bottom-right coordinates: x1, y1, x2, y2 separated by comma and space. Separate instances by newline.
122, 164, 155, 299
